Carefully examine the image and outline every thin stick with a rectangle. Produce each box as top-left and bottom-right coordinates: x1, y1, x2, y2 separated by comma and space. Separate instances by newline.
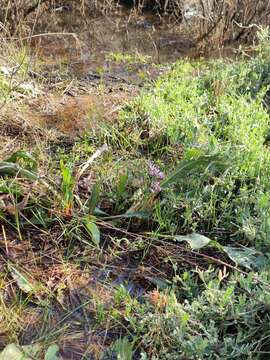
15, 32, 80, 43
2, 225, 8, 255
77, 144, 108, 179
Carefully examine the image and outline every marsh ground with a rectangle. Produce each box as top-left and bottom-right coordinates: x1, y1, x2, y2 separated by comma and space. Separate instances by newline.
1, 2, 270, 360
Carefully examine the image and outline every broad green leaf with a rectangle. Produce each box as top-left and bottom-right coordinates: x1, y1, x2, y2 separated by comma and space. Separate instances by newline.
113, 338, 134, 360
0, 162, 38, 180
93, 207, 108, 216
160, 154, 225, 188
86, 183, 100, 214
30, 208, 52, 227
8, 264, 48, 305
0, 343, 30, 360
117, 172, 128, 199
60, 160, 74, 208
45, 344, 60, 360
223, 246, 267, 270
84, 219, 100, 246
8, 264, 35, 293
175, 233, 211, 250
0, 162, 55, 199
0, 343, 40, 360
5, 151, 37, 170
147, 276, 171, 289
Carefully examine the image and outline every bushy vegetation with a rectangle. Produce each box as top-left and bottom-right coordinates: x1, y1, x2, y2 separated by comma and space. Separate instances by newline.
124, 29, 270, 249
2, 20, 270, 359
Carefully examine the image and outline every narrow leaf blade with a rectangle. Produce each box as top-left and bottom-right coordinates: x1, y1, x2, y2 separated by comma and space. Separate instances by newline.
86, 183, 100, 214
161, 154, 225, 188
84, 220, 100, 246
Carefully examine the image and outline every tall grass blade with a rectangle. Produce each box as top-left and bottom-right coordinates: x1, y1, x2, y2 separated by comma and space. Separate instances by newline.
85, 183, 100, 214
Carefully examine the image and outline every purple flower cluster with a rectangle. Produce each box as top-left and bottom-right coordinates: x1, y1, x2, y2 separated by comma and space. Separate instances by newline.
149, 163, 165, 179
150, 181, 162, 193
148, 162, 164, 193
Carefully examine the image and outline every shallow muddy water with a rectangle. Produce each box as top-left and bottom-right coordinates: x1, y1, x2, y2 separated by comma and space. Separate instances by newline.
26, 5, 235, 137
32, 5, 194, 79
25, 4, 199, 136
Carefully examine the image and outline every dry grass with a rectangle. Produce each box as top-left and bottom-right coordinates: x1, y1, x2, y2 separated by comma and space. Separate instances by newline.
1, 0, 270, 48
0, 0, 120, 31
192, 0, 270, 47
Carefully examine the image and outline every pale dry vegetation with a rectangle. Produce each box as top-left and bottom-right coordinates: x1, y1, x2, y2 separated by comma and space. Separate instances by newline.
1, 0, 270, 47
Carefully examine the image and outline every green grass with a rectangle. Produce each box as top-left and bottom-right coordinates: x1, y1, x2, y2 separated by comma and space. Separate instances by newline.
107, 51, 152, 65
2, 29, 270, 359
121, 43, 270, 249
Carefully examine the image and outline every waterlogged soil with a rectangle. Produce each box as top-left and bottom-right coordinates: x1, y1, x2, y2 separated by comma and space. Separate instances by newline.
33, 6, 194, 72
0, 6, 202, 359
0, 6, 240, 359
25, 5, 195, 136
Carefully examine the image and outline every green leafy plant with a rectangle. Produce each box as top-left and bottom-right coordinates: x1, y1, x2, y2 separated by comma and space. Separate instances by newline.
113, 337, 134, 360
59, 160, 75, 216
